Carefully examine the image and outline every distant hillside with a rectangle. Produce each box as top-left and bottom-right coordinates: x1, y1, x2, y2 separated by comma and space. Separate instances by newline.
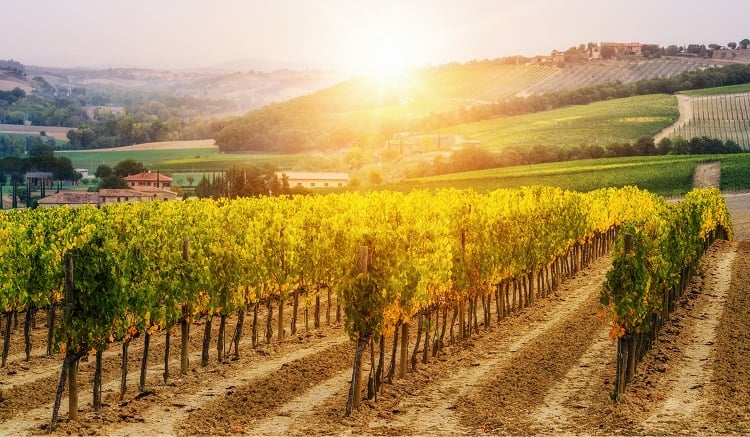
23, 65, 345, 115
0, 59, 32, 93
215, 56, 750, 153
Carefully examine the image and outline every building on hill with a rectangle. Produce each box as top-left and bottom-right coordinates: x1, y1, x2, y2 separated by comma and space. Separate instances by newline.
275, 171, 349, 188
600, 42, 650, 56
124, 172, 172, 189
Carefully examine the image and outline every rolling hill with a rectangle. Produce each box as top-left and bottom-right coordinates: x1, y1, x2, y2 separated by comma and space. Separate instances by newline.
214, 55, 750, 154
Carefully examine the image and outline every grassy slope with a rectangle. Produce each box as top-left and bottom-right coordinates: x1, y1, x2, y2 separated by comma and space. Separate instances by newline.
58, 148, 306, 173
683, 83, 750, 96
440, 94, 678, 150
385, 154, 750, 196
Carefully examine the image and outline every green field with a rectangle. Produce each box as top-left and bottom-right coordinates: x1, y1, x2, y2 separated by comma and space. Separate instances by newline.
683, 83, 750, 96
440, 94, 678, 150
58, 148, 306, 173
384, 154, 750, 196
0, 132, 67, 147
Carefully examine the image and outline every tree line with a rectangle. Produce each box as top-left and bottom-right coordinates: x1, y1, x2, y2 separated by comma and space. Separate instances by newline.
193, 165, 308, 199
1, 85, 231, 150
0, 143, 80, 208
0, 132, 57, 157
409, 136, 745, 177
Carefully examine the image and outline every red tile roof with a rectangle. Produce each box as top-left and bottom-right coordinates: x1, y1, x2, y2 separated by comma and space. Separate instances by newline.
37, 192, 99, 206
99, 189, 153, 198
124, 172, 172, 182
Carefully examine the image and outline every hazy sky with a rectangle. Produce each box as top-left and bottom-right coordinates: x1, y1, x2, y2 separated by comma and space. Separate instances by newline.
4, 0, 750, 71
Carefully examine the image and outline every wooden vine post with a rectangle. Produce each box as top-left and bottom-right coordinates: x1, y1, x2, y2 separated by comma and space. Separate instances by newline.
614, 233, 633, 399
181, 237, 190, 375
51, 252, 78, 430
65, 253, 79, 421
399, 321, 409, 378
346, 246, 373, 416
624, 236, 637, 386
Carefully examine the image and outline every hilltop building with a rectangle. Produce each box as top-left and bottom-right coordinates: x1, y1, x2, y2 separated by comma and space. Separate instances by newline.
600, 42, 647, 56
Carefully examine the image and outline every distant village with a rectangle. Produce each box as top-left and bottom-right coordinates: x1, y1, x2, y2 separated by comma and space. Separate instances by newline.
530, 40, 741, 65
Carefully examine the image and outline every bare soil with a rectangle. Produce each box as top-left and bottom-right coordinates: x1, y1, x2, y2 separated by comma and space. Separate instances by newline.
2, 193, 750, 436
693, 161, 721, 189
0, 123, 71, 141
74, 139, 217, 151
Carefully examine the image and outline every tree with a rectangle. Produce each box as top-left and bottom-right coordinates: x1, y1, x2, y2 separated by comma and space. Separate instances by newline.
367, 170, 383, 185
51, 156, 80, 184
66, 127, 95, 148
600, 45, 617, 59
98, 175, 130, 189
665, 45, 681, 55
740, 39, 750, 49
633, 137, 656, 156
641, 45, 662, 58
449, 145, 497, 172
195, 176, 211, 198
344, 147, 367, 170
728, 42, 737, 50
113, 159, 146, 177
380, 147, 401, 164
95, 164, 113, 178
28, 142, 54, 157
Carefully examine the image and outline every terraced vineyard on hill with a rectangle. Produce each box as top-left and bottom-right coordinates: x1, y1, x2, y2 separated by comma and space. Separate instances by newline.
669, 93, 750, 147
524, 58, 719, 94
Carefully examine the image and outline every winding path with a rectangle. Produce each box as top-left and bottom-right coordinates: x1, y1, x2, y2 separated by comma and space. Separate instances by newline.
654, 93, 693, 143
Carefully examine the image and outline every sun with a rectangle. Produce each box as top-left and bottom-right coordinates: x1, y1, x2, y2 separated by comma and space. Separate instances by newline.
342, 22, 427, 85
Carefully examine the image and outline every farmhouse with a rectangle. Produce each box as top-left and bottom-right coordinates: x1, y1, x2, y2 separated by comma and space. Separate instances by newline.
275, 171, 349, 188
124, 171, 172, 189
36, 191, 99, 208
37, 186, 178, 208
531, 53, 567, 64
600, 42, 646, 56
98, 188, 177, 204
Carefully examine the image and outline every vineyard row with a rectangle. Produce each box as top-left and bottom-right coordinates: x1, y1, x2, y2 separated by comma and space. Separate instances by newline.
670, 93, 750, 147
602, 188, 733, 396
0, 186, 731, 420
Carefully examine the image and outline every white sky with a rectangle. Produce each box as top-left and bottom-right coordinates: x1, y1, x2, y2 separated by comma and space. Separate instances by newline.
3, 0, 750, 70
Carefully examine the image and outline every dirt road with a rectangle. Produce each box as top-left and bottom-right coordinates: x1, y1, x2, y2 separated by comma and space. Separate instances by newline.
654, 93, 692, 143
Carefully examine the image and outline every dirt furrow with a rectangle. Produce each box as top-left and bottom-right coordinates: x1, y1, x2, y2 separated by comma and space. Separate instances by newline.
531, 323, 613, 434
98, 333, 351, 436
641, 243, 734, 433
247, 369, 351, 435
361, 257, 610, 436
705, 240, 750, 432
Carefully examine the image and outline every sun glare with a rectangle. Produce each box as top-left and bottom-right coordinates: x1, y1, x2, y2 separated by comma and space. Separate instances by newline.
342, 22, 428, 85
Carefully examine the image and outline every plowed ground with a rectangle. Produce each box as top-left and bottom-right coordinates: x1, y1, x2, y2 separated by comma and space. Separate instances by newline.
2, 193, 750, 436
